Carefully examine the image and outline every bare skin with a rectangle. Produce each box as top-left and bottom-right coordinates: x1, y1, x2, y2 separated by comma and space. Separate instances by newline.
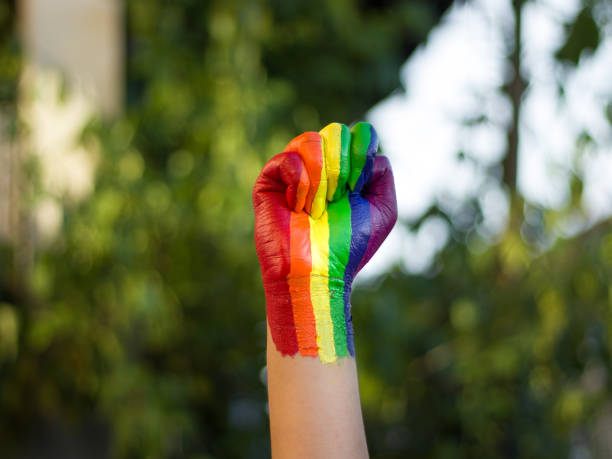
266, 325, 369, 459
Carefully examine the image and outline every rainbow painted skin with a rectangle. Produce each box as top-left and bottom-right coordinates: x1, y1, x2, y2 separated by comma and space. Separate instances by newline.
253, 122, 397, 363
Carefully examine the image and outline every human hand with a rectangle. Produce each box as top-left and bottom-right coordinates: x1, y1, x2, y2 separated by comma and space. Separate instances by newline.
253, 122, 397, 363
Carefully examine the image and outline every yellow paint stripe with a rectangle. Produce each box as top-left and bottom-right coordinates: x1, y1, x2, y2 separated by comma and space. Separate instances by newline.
310, 138, 327, 219
309, 210, 336, 363
320, 123, 341, 201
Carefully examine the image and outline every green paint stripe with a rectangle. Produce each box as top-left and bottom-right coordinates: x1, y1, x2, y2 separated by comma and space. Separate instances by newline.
327, 198, 351, 357
332, 124, 352, 201
348, 122, 372, 190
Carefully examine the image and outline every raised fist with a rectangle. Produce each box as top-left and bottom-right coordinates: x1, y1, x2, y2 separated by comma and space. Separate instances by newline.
253, 122, 397, 363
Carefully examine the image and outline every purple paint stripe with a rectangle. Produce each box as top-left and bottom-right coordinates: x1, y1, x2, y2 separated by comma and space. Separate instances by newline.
356, 204, 383, 273
343, 193, 371, 356
357, 155, 398, 273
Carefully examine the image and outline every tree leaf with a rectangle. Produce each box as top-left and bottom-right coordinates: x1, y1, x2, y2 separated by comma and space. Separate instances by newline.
555, 7, 600, 66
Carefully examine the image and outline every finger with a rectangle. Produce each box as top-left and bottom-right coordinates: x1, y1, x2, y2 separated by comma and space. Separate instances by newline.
348, 122, 378, 193
319, 122, 351, 202
252, 152, 310, 212
284, 132, 327, 218
357, 155, 398, 272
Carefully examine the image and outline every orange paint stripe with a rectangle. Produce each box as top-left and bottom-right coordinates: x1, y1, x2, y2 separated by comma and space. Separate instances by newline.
288, 211, 318, 356
285, 132, 324, 215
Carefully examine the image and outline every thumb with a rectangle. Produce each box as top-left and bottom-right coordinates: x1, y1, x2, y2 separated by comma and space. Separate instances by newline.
356, 155, 398, 272
363, 155, 397, 220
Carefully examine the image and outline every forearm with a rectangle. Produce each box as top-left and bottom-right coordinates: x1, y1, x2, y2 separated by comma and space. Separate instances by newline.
266, 325, 369, 459
254, 121, 396, 459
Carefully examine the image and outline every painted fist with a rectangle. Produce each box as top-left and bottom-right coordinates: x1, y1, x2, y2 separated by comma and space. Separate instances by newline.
253, 122, 397, 363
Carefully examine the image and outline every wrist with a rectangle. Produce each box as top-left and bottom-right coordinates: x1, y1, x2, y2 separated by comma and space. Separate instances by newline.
264, 276, 355, 363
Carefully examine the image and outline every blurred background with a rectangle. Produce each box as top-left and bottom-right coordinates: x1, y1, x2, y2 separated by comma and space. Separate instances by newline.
1, 0, 611, 457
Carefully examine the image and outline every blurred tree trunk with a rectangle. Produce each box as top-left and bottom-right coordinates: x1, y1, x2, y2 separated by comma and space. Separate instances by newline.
503, 0, 527, 206
0, 0, 27, 302
5, 0, 124, 284
20, 0, 124, 117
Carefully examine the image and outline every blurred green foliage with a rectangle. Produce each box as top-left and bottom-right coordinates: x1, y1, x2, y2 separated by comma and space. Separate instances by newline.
0, 0, 19, 122
356, 225, 612, 457
1, 0, 611, 458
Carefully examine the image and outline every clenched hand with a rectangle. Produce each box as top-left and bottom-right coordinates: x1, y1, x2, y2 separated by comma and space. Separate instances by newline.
253, 122, 397, 363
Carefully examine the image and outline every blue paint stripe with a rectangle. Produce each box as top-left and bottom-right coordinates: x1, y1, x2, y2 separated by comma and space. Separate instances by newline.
343, 193, 371, 356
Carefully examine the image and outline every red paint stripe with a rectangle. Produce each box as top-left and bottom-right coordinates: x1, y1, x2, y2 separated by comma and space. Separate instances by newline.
254, 153, 305, 355
261, 193, 299, 356
288, 211, 318, 356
